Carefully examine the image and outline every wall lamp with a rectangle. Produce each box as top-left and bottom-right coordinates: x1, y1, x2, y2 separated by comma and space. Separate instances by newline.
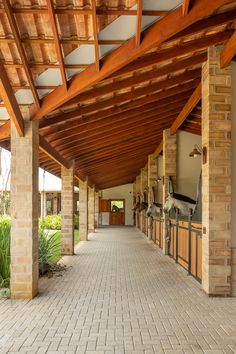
189, 144, 207, 164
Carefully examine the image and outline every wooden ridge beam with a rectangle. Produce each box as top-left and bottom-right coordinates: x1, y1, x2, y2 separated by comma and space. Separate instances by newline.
170, 83, 201, 134
220, 30, 236, 68
39, 135, 72, 169
0, 60, 24, 136
47, 0, 67, 88
3, 0, 40, 107
0, 121, 10, 141
31, 0, 233, 120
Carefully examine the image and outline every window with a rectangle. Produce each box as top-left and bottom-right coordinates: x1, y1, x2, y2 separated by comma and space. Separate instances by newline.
111, 200, 124, 212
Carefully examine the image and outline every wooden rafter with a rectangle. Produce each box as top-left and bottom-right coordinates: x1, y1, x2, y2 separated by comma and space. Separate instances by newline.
182, 0, 190, 16
39, 135, 72, 169
170, 83, 201, 134
47, 0, 67, 88
31, 0, 234, 120
0, 121, 10, 141
136, 0, 143, 46
62, 53, 205, 107
0, 60, 24, 136
220, 30, 236, 68
2, 0, 40, 107
39, 71, 200, 127
91, 0, 100, 71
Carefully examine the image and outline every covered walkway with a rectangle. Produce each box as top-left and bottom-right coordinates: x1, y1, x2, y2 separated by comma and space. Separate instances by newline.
0, 227, 236, 354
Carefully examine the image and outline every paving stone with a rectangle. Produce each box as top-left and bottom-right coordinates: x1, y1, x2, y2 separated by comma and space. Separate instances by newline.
0, 227, 236, 353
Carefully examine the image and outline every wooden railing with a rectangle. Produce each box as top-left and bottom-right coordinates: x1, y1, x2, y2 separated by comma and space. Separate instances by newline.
168, 215, 202, 282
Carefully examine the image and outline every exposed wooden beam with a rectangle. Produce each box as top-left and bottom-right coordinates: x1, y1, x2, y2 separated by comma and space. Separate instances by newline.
170, 83, 201, 134
47, 0, 67, 88
63, 53, 205, 106
153, 142, 163, 159
3, 0, 40, 107
0, 121, 10, 141
107, 30, 231, 81
220, 30, 236, 68
182, 0, 190, 16
39, 71, 200, 128
0, 60, 24, 136
91, 0, 100, 72
31, 0, 233, 120
39, 135, 72, 169
41, 93, 190, 136
0, 7, 169, 16
136, 0, 143, 46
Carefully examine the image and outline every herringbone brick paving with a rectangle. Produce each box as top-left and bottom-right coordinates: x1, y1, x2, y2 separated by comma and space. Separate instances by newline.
0, 227, 236, 353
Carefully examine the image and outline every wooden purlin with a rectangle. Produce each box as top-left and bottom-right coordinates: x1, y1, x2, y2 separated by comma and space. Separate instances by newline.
91, 0, 100, 72
46, 0, 67, 88
31, 0, 234, 120
2, 0, 40, 107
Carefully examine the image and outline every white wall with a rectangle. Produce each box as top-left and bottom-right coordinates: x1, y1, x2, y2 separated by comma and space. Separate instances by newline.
177, 130, 202, 200
101, 184, 134, 225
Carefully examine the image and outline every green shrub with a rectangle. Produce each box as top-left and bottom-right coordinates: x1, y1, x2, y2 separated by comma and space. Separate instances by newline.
74, 214, 79, 230
39, 214, 61, 230
38, 228, 61, 267
0, 216, 11, 288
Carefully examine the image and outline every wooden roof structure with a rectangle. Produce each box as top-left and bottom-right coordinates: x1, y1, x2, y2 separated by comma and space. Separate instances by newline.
0, 0, 236, 189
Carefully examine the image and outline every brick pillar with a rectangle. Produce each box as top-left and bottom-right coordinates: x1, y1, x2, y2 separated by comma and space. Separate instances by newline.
88, 186, 95, 233
202, 46, 231, 296
147, 154, 156, 240
79, 178, 88, 241
11, 113, 39, 299
94, 191, 99, 228
162, 128, 176, 255
61, 166, 74, 255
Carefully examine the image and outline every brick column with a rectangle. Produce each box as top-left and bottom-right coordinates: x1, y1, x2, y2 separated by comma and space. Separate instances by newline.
79, 178, 88, 241
11, 113, 39, 299
147, 154, 157, 240
162, 128, 176, 255
88, 186, 95, 233
61, 166, 74, 255
94, 191, 99, 228
202, 46, 231, 296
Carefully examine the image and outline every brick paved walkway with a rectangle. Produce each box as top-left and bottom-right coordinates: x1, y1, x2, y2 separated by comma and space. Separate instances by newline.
0, 227, 236, 354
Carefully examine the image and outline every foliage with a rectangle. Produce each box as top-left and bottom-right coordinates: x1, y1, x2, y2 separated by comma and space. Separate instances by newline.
0, 192, 10, 215
38, 228, 61, 266
0, 216, 11, 288
39, 214, 61, 230
74, 214, 79, 230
